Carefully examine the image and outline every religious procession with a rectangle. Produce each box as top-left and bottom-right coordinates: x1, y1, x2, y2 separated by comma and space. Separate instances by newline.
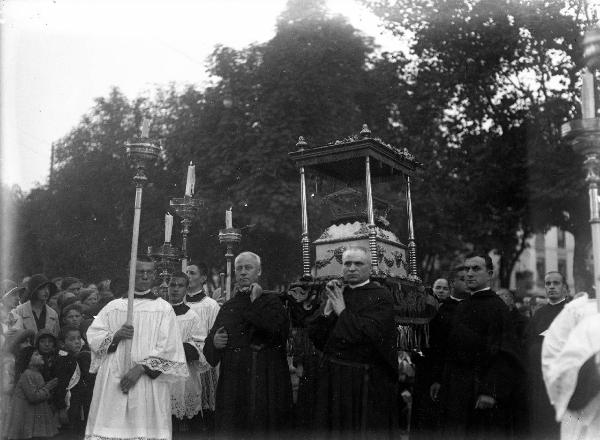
6, 1, 600, 440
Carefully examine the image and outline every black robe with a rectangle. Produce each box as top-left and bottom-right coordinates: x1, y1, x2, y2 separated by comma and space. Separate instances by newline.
525, 301, 566, 440
203, 289, 292, 438
307, 281, 398, 439
439, 289, 524, 439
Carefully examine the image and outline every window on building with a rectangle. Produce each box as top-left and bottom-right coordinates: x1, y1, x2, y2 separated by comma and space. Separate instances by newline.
537, 257, 546, 288
557, 229, 566, 249
558, 259, 567, 280
535, 233, 545, 251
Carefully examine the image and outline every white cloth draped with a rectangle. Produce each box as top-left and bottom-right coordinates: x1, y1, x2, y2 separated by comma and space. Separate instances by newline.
85, 298, 188, 440
187, 296, 220, 410
542, 294, 600, 440
171, 308, 205, 419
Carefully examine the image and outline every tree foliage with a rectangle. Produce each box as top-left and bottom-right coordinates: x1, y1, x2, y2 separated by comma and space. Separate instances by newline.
14, 1, 404, 287
363, 0, 587, 285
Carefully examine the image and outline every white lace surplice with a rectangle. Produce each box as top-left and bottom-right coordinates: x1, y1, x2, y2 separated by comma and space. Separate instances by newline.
171, 308, 205, 419
188, 296, 220, 411
543, 300, 600, 440
85, 298, 188, 440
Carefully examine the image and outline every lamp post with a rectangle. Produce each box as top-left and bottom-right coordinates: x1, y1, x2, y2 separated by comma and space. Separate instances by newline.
562, 16, 600, 309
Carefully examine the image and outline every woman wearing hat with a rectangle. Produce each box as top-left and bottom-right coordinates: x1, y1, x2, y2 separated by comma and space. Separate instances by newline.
9, 274, 60, 337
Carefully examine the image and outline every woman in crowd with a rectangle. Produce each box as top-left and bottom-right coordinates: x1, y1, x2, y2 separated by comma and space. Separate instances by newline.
9, 274, 59, 337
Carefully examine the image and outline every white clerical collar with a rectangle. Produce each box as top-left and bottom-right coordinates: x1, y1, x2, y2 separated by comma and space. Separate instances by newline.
450, 295, 465, 302
134, 289, 151, 295
471, 287, 491, 294
348, 280, 370, 289
171, 300, 184, 306
188, 288, 204, 297
548, 298, 566, 306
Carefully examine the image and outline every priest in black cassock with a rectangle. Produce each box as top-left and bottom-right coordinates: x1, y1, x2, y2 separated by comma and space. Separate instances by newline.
308, 246, 398, 439
438, 253, 524, 440
526, 271, 568, 440
203, 251, 292, 438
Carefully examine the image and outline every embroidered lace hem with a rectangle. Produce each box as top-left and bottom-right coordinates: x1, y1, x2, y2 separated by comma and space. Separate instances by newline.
139, 357, 189, 377
171, 392, 202, 419
85, 436, 168, 440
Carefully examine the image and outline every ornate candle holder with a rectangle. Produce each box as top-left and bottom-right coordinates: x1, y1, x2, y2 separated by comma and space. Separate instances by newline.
147, 242, 183, 286
124, 133, 160, 366
219, 227, 242, 301
170, 195, 203, 271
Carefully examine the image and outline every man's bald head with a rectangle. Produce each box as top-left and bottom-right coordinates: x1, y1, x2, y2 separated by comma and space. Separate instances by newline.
433, 278, 450, 301
342, 247, 371, 285
235, 252, 262, 288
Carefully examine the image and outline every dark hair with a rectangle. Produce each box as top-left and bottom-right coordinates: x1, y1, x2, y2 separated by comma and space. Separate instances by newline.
61, 303, 83, 323
465, 253, 493, 272
61, 277, 81, 291
57, 292, 79, 310
187, 262, 208, 276
59, 325, 81, 341
79, 288, 97, 304
110, 277, 128, 298
545, 271, 566, 284
170, 272, 189, 286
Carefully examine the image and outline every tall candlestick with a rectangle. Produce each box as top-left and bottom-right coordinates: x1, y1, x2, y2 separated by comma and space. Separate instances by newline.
164, 212, 173, 243
185, 162, 195, 197
226, 208, 233, 229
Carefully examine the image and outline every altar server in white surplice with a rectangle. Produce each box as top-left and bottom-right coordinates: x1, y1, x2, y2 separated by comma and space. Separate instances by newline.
85, 257, 188, 440
186, 263, 220, 413
167, 272, 205, 423
542, 293, 600, 440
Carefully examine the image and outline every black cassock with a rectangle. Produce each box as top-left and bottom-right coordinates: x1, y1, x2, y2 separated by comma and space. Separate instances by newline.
525, 301, 565, 440
439, 289, 524, 440
203, 289, 292, 438
308, 282, 398, 439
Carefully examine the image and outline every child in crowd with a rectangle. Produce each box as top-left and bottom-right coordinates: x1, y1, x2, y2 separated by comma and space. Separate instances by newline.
60, 303, 83, 330
1, 330, 35, 434
54, 325, 93, 435
35, 329, 58, 383
2, 349, 59, 440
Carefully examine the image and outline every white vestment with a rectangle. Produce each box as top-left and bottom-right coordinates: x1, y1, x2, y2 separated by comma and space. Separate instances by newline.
171, 306, 204, 419
542, 294, 600, 440
85, 297, 188, 440
187, 295, 220, 410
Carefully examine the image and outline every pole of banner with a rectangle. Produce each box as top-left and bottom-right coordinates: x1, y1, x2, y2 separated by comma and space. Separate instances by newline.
406, 176, 418, 279
124, 119, 160, 367
296, 136, 311, 277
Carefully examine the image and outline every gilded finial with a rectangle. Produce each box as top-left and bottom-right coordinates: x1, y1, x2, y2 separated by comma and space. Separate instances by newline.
296, 136, 308, 150
360, 124, 372, 137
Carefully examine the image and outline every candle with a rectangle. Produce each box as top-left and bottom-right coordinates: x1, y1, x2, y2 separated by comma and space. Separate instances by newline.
185, 162, 195, 197
141, 118, 151, 138
226, 208, 233, 229
164, 212, 173, 243
583, 70, 596, 119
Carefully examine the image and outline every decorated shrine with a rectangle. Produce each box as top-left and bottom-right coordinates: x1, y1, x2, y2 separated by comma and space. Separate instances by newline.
288, 124, 432, 351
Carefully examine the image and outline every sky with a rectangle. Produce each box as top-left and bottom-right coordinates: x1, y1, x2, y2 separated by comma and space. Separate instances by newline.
0, 0, 403, 192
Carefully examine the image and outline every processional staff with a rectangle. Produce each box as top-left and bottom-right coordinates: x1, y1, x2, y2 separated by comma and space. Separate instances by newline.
124, 119, 161, 365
